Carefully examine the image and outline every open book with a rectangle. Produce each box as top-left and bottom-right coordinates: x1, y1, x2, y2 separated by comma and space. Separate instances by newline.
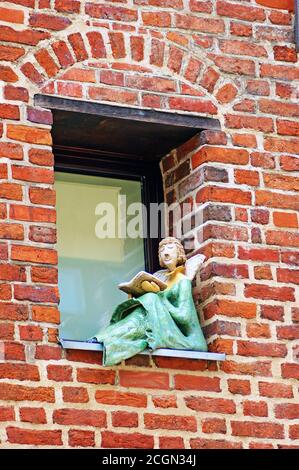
118, 271, 167, 297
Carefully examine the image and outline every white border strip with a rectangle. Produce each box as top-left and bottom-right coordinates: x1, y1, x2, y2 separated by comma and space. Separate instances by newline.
60, 339, 226, 361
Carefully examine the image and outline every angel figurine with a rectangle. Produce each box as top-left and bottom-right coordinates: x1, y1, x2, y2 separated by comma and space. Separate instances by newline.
91, 237, 208, 366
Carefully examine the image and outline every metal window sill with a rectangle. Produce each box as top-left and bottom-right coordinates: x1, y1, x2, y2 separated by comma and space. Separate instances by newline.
60, 339, 225, 361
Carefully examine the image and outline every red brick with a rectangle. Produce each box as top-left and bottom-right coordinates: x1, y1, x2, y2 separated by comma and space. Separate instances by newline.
261, 63, 299, 81
65, 349, 103, 365
260, 99, 299, 118
247, 323, 271, 338
259, 381, 293, 398
0, 25, 50, 46
275, 404, 299, 420
220, 39, 267, 58
0, 65, 18, 82
102, 431, 153, 449
266, 230, 299, 248
202, 418, 226, 434
191, 438, 242, 449
0, 322, 14, 339
281, 250, 299, 266
228, 379, 251, 395
232, 421, 283, 439
277, 120, 299, 137
0, 44, 25, 61
119, 371, 169, 390
251, 152, 275, 169
0, 303, 28, 321
200, 67, 220, 92
19, 325, 43, 341
95, 390, 147, 408
274, 46, 297, 63
246, 80, 270, 96
282, 363, 299, 379
230, 22, 252, 37
77, 367, 115, 385
204, 299, 256, 320
192, 146, 248, 168
0, 363, 39, 381
53, 408, 106, 427
243, 401, 268, 417
225, 114, 273, 133
62, 386, 89, 403
280, 155, 299, 172
29, 148, 54, 166
273, 211, 298, 228
20, 407, 46, 424
35, 345, 61, 360
7, 427, 62, 446
257, 190, 299, 211
85, 4, 137, 22
217, 1, 265, 21
68, 429, 95, 447
221, 360, 272, 377
4, 85, 28, 102
108, 32, 125, 59
55, 0, 80, 13
10, 204, 55, 223
112, 411, 138, 428
150, 39, 165, 67
47, 365, 72, 382
235, 168, 259, 185
276, 82, 294, 99
68, 33, 88, 62
142, 11, 171, 27
265, 137, 299, 154
175, 14, 225, 33
52, 40, 74, 68
289, 425, 299, 440
0, 183, 23, 201
7, 125, 51, 145
184, 57, 202, 83
238, 247, 279, 263
130, 36, 144, 62
168, 46, 184, 74
0, 406, 15, 422
210, 54, 255, 76
0, 383, 54, 402
11, 245, 57, 264
216, 84, 238, 104
89, 86, 137, 105
269, 10, 292, 25
152, 395, 177, 408
174, 375, 221, 392
159, 436, 184, 449
0, 223, 24, 240
197, 186, 251, 206
21, 62, 44, 85
145, 413, 196, 431
30, 13, 71, 30
185, 396, 236, 414
57, 81, 82, 98
237, 340, 287, 358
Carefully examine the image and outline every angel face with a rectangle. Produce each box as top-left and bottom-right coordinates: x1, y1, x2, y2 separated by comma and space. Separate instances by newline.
159, 242, 179, 272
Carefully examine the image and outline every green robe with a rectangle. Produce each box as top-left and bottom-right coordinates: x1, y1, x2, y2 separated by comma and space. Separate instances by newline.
94, 277, 207, 366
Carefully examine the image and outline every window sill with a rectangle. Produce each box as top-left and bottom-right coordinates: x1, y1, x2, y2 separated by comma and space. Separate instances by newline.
60, 339, 225, 361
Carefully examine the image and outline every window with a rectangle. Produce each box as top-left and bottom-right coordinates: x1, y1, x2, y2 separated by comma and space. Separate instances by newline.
54, 147, 163, 342
56, 171, 146, 341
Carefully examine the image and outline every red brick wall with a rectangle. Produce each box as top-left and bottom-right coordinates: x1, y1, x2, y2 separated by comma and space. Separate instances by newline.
0, 0, 298, 449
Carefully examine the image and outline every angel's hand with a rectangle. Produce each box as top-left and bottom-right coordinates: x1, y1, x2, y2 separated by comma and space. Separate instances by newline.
141, 280, 161, 293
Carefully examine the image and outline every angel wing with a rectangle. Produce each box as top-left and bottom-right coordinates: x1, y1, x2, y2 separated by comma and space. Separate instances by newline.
185, 254, 206, 281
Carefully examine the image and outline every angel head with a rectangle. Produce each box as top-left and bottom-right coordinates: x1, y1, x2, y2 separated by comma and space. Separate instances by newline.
158, 237, 205, 280
158, 237, 187, 271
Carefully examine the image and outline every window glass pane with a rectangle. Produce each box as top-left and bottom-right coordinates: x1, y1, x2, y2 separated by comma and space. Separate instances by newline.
55, 171, 145, 341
